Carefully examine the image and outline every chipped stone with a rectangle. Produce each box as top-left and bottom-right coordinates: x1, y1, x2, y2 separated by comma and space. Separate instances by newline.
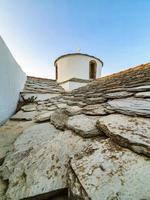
66, 114, 102, 138
1, 128, 92, 200
50, 110, 69, 130
104, 91, 133, 99
11, 110, 38, 121
82, 104, 107, 116
65, 106, 82, 116
97, 114, 150, 157
107, 98, 150, 117
69, 139, 150, 200
34, 111, 53, 122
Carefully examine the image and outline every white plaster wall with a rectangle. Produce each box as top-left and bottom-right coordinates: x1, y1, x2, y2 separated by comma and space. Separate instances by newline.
0, 37, 26, 125
60, 82, 70, 91
56, 54, 102, 83
60, 81, 87, 91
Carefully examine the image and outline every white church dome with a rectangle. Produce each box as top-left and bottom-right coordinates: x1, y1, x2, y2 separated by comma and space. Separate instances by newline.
54, 53, 103, 91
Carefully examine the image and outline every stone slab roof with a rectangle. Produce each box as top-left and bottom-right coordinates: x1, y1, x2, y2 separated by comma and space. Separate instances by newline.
0, 63, 150, 200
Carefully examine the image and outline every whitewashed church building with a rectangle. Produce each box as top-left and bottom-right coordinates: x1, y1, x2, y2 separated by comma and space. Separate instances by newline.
54, 53, 103, 91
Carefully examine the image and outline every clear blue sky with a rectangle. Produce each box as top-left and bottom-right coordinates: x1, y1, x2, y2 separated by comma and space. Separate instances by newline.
0, 0, 150, 78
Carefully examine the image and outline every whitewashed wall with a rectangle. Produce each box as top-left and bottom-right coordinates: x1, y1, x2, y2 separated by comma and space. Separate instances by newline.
60, 81, 87, 91
0, 37, 26, 125
55, 54, 102, 83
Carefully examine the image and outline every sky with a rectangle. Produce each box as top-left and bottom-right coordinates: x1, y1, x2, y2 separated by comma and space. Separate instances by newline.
0, 0, 150, 79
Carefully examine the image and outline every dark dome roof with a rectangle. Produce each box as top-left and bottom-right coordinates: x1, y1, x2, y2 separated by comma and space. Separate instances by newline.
54, 53, 103, 66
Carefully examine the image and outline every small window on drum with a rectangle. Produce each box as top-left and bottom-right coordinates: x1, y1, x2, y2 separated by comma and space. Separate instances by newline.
89, 60, 97, 79
55, 64, 58, 80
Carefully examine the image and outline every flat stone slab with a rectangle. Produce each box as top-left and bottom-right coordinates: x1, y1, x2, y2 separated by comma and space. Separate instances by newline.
56, 103, 68, 109
104, 91, 133, 99
47, 106, 57, 111
11, 110, 38, 121
50, 110, 69, 130
37, 104, 48, 111
127, 85, 150, 92
21, 93, 60, 102
0, 120, 33, 161
66, 114, 102, 138
65, 106, 82, 116
97, 114, 150, 157
34, 111, 53, 122
85, 97, 106, 104
1, 124, 93, 200
14, 123, 58, 152
135, 91, 150, 98
21, 104, 37, 112
69, 139, 150, 200
0, 179, 7, 200
107, 98, 150, 117
82, 104, 107, 116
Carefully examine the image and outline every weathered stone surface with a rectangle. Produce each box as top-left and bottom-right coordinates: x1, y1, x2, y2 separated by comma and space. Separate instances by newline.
82, 104, 107, 116
34, 111, 53, 122
0, 179, 7, 200
104, 91, 133, 99
21, 104, 37, 112
56, 103, 68, 109
107, 98, 150, 117
97, 114, 150, 157
1, 66, 150, 200
65, 106, 82, 116
0, 125, 93, 200
37, 104, 48, 111
47, 105, 57, 111
0, 120, 33, 163
66, 114, 102, 138
69, 139, 150, 200
135, 91, 150, 98
50, 110, 69, 130
14, 123, 58, 152
11, 110, 38, 121
85, 97, 106, 104
127, 85, 150, 92
21, 93, 60, 102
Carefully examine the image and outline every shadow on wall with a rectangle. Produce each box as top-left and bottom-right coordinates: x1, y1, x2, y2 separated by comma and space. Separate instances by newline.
0, 36, 26, 125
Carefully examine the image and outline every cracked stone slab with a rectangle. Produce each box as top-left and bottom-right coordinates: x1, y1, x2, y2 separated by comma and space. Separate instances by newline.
135, 91, 150, 98
126, 85, 150, 92
69, 139, 150, 200
82, 104, 108, 116
85, 97, 107, 104
0, 124, 94, 200
47, 106, 57, 111
0, 120, 34, 164
11, 110, 38, 121
66, 114, 103, 138
107, 98, 150, 117
50, 110, 69, 130
97, 114, 150, 157
37, 104, 48, 111
64, 106, 82, 116
104, 91, 133, 99
34, 111, 54, 122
